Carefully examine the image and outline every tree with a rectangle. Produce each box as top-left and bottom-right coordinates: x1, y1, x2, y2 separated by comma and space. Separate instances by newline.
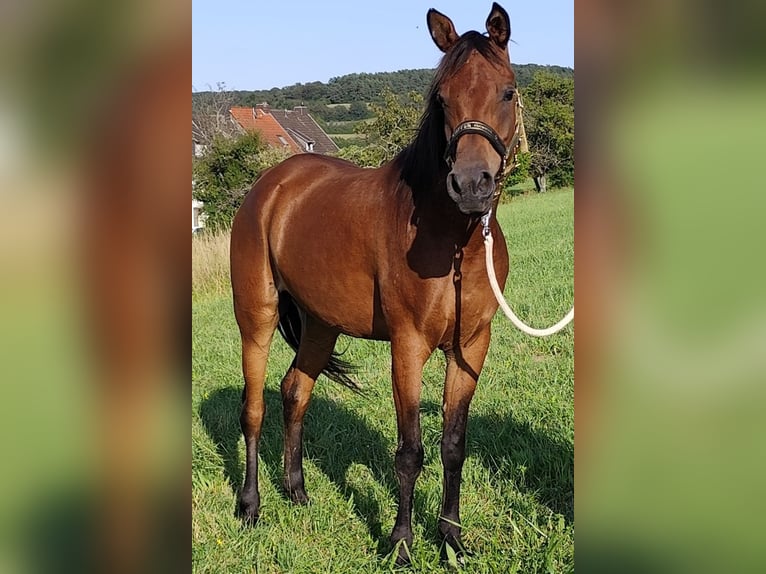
192, 132, 290, 230
522, 72, 574, 191
192, 82, 241, 146
336, 88, 423, 167
499, 151, 531, 197
348, 101, 371, 120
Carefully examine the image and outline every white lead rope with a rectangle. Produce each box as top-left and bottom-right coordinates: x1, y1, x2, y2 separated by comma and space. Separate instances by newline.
481, 212, 574, 337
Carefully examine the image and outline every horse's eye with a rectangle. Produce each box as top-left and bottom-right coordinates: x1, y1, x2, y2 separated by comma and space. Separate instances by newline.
503, 88, 516, 101
436, 93, 447, 107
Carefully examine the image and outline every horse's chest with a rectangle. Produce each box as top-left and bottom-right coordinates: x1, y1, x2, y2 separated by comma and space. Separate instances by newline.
381, 263, 496, 344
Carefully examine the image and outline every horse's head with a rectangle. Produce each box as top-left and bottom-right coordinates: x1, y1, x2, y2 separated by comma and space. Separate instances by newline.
427, 3, 518, 215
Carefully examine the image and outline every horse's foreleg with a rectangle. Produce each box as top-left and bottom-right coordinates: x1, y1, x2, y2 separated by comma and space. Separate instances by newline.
439, 327, 491, 553
281, 317, 338, 504
389, 335, 429, 565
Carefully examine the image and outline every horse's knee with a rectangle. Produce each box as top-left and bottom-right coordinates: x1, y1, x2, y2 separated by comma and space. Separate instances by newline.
240, 401, 265, 435
395, 441, 424, 480
281, 380, 303, 414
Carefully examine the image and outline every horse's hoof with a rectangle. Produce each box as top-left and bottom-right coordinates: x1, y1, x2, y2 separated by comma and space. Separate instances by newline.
287, 489, 309, 505
391, 537, 413, 567
236, 498, 260, 526
283, 482, 309, 505
394, 547, 412, 568
440, 537, 471, 566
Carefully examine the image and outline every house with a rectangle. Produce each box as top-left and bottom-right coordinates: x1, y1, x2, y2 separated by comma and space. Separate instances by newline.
192, 197, 205, 232
262, 104, 339, 154
229, 106, 302, 153
192, 139, 207, 232
192, 109, 300, 232
231, 104, 339, 155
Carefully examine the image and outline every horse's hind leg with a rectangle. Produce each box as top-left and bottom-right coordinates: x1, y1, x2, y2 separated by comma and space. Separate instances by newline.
234, 302, 279, 524
231, 233, 279, 524
236, 309, 278, 524
280, 315, 338, 504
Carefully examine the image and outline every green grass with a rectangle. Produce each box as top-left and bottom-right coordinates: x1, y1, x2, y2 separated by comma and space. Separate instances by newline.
192, 189, 573, 573
502, 177, 538, 197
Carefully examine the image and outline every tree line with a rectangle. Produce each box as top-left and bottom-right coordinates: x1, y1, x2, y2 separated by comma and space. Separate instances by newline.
193, 64, 572, 123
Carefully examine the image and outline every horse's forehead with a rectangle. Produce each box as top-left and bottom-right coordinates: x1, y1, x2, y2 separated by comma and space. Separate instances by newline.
445, 49, 514, 90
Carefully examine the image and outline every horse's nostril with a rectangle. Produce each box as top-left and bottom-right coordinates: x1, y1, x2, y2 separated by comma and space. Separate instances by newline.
449, 172, 462, 195
479, 171, 493, 192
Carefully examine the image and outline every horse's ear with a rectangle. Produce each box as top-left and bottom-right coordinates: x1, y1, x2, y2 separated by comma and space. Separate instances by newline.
427, 8, 459, 53
486, 2, 510, 47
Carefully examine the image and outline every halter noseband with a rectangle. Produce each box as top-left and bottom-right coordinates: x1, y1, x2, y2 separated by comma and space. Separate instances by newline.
442, 98, 523, 184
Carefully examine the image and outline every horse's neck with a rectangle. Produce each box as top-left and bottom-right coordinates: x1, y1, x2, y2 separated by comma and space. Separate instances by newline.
388, 152, 480, 248
407, 184, 479, 249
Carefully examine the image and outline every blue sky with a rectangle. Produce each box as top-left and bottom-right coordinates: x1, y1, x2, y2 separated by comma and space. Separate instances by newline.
192, 1, 573, 91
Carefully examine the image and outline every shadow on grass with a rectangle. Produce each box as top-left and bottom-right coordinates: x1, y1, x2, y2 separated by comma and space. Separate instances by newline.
477, 413, 573, 522
200, 385, 573, 557
198, 387, 244, 495
422, 400, 574, 522
200, 386, 397, 556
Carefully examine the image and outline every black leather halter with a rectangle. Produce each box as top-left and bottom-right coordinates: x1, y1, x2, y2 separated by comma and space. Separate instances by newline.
443, 119, 521, 183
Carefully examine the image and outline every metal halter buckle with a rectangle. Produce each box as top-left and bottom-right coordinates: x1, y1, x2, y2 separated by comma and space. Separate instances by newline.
480, 210, 492, 238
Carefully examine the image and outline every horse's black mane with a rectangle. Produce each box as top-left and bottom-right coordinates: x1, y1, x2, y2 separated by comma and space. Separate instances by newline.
396, 31, 508, 196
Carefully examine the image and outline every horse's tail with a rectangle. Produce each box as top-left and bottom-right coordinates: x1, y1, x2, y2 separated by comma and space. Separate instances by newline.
276, 292, 361, 392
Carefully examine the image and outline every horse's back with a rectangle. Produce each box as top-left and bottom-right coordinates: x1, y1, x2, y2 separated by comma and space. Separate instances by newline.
234, 153, 353, 221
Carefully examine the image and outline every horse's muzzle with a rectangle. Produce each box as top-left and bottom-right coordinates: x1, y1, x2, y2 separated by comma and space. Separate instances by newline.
447, 167, 496, 214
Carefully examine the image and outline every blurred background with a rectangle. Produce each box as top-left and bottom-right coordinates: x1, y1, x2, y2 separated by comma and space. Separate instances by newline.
576, 0, 766, 572
0, 1, 189, 572
0, 0, 764, 572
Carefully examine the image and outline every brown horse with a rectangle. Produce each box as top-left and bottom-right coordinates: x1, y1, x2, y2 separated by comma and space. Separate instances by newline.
230, 3, 518, 563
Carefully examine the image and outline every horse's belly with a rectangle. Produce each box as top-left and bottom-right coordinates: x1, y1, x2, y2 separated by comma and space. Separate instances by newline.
274, 253, 388, 340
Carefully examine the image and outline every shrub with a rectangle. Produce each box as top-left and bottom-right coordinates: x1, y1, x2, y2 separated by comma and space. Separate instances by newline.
500, 151, 531, 198
192, 133, 290, 230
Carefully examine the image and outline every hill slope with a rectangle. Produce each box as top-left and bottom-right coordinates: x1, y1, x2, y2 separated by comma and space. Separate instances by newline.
193, 64, 573, 123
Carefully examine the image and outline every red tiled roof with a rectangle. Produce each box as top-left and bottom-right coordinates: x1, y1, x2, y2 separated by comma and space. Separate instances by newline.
229, 107, 301, 153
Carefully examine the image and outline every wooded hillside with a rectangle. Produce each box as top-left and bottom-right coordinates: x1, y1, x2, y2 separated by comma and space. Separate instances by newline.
193, 64, 573, 123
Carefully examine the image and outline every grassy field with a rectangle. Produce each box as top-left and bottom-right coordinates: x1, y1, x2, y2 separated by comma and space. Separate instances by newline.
192, 189, 574, 573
